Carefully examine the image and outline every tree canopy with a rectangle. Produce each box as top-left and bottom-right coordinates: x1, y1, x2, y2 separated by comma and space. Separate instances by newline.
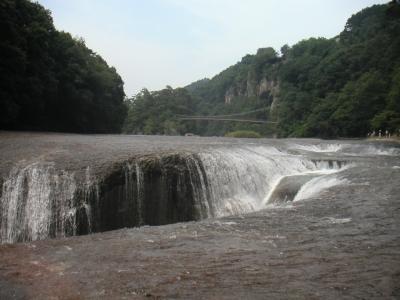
123, 87, 197, 135
0, 0, 126, 133
277, 2, 400, 137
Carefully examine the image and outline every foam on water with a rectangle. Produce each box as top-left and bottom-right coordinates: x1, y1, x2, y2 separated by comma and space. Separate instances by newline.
342, 145, 400, 156
292, 143, 400, 157
321, 217, 352, 225
293, 144, 343, 153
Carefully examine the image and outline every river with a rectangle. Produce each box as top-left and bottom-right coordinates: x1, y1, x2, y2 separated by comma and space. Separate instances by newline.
0, 132, 399, 299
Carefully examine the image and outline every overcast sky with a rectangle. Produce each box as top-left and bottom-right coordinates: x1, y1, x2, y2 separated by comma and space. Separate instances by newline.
38, 0, 388, 97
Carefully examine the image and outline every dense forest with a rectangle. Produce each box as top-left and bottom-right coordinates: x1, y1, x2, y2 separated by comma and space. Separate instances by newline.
0, 0, 126, 133
123, 87, 197, 135
124, 1, 400, 138
277, 1, 400, 137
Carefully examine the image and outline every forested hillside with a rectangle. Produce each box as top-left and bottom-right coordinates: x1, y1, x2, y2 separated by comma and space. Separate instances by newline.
278, 1, 400, 137
0, 0, 126, 133
123, 87, 197, 135
124, 1, 400, 138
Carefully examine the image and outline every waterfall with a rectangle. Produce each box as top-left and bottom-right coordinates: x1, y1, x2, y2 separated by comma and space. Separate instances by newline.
293, 175, 349, 202
135, 162, 144, 226
0, 163, 76, 243
185, 155, 212, 219
1, 144, 354, 244
197, 146, 348, 216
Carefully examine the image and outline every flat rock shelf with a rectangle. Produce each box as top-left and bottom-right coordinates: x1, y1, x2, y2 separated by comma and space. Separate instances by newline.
0, 132, 399, 299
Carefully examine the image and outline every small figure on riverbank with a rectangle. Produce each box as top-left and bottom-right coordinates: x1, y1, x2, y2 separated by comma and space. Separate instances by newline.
379, 130, 382, 138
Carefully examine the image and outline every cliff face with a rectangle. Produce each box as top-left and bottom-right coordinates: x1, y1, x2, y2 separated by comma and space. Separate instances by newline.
187, 47, 280, 104
181, 47, 282, 136
224, 76, 280, 116
186, 47, 280, 129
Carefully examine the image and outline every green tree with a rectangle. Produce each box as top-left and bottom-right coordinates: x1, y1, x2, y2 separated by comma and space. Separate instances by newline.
0, 0, 126, 133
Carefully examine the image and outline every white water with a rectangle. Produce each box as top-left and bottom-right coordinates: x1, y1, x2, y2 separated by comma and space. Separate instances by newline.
291, 143, 400, 157
122, 162, 146, 227
262, 167, 347, 205
135, 162, 144, 226
344, 145, 400, 156
293, 175, 349, 202
293, 144, 343, 153
186, 156, 211, 219
0, 163, 77, 243
197, 146, 348, 217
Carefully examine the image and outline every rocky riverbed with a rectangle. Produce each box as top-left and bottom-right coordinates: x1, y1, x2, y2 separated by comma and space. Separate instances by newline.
0, 132, 399, 299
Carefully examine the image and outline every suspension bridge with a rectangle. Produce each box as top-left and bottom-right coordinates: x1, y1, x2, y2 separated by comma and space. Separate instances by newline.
176, 108, 277, 124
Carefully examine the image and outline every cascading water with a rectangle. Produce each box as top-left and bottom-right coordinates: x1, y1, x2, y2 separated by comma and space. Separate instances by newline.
185, 156, 212, 219
198, 146, 348, 216
135, 162, 144, 226
0, 143, 353, 244
0, 162, 78, 243
293, 175, 349, 202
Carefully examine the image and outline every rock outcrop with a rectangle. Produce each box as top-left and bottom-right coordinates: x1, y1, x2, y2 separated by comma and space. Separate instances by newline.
224, 76, 280, 110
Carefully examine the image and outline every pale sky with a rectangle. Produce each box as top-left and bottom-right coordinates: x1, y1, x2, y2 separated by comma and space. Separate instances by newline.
38, 0, 388, 97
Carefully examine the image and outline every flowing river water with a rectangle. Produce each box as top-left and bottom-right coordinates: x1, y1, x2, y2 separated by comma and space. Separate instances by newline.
0, 132, 399, 299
